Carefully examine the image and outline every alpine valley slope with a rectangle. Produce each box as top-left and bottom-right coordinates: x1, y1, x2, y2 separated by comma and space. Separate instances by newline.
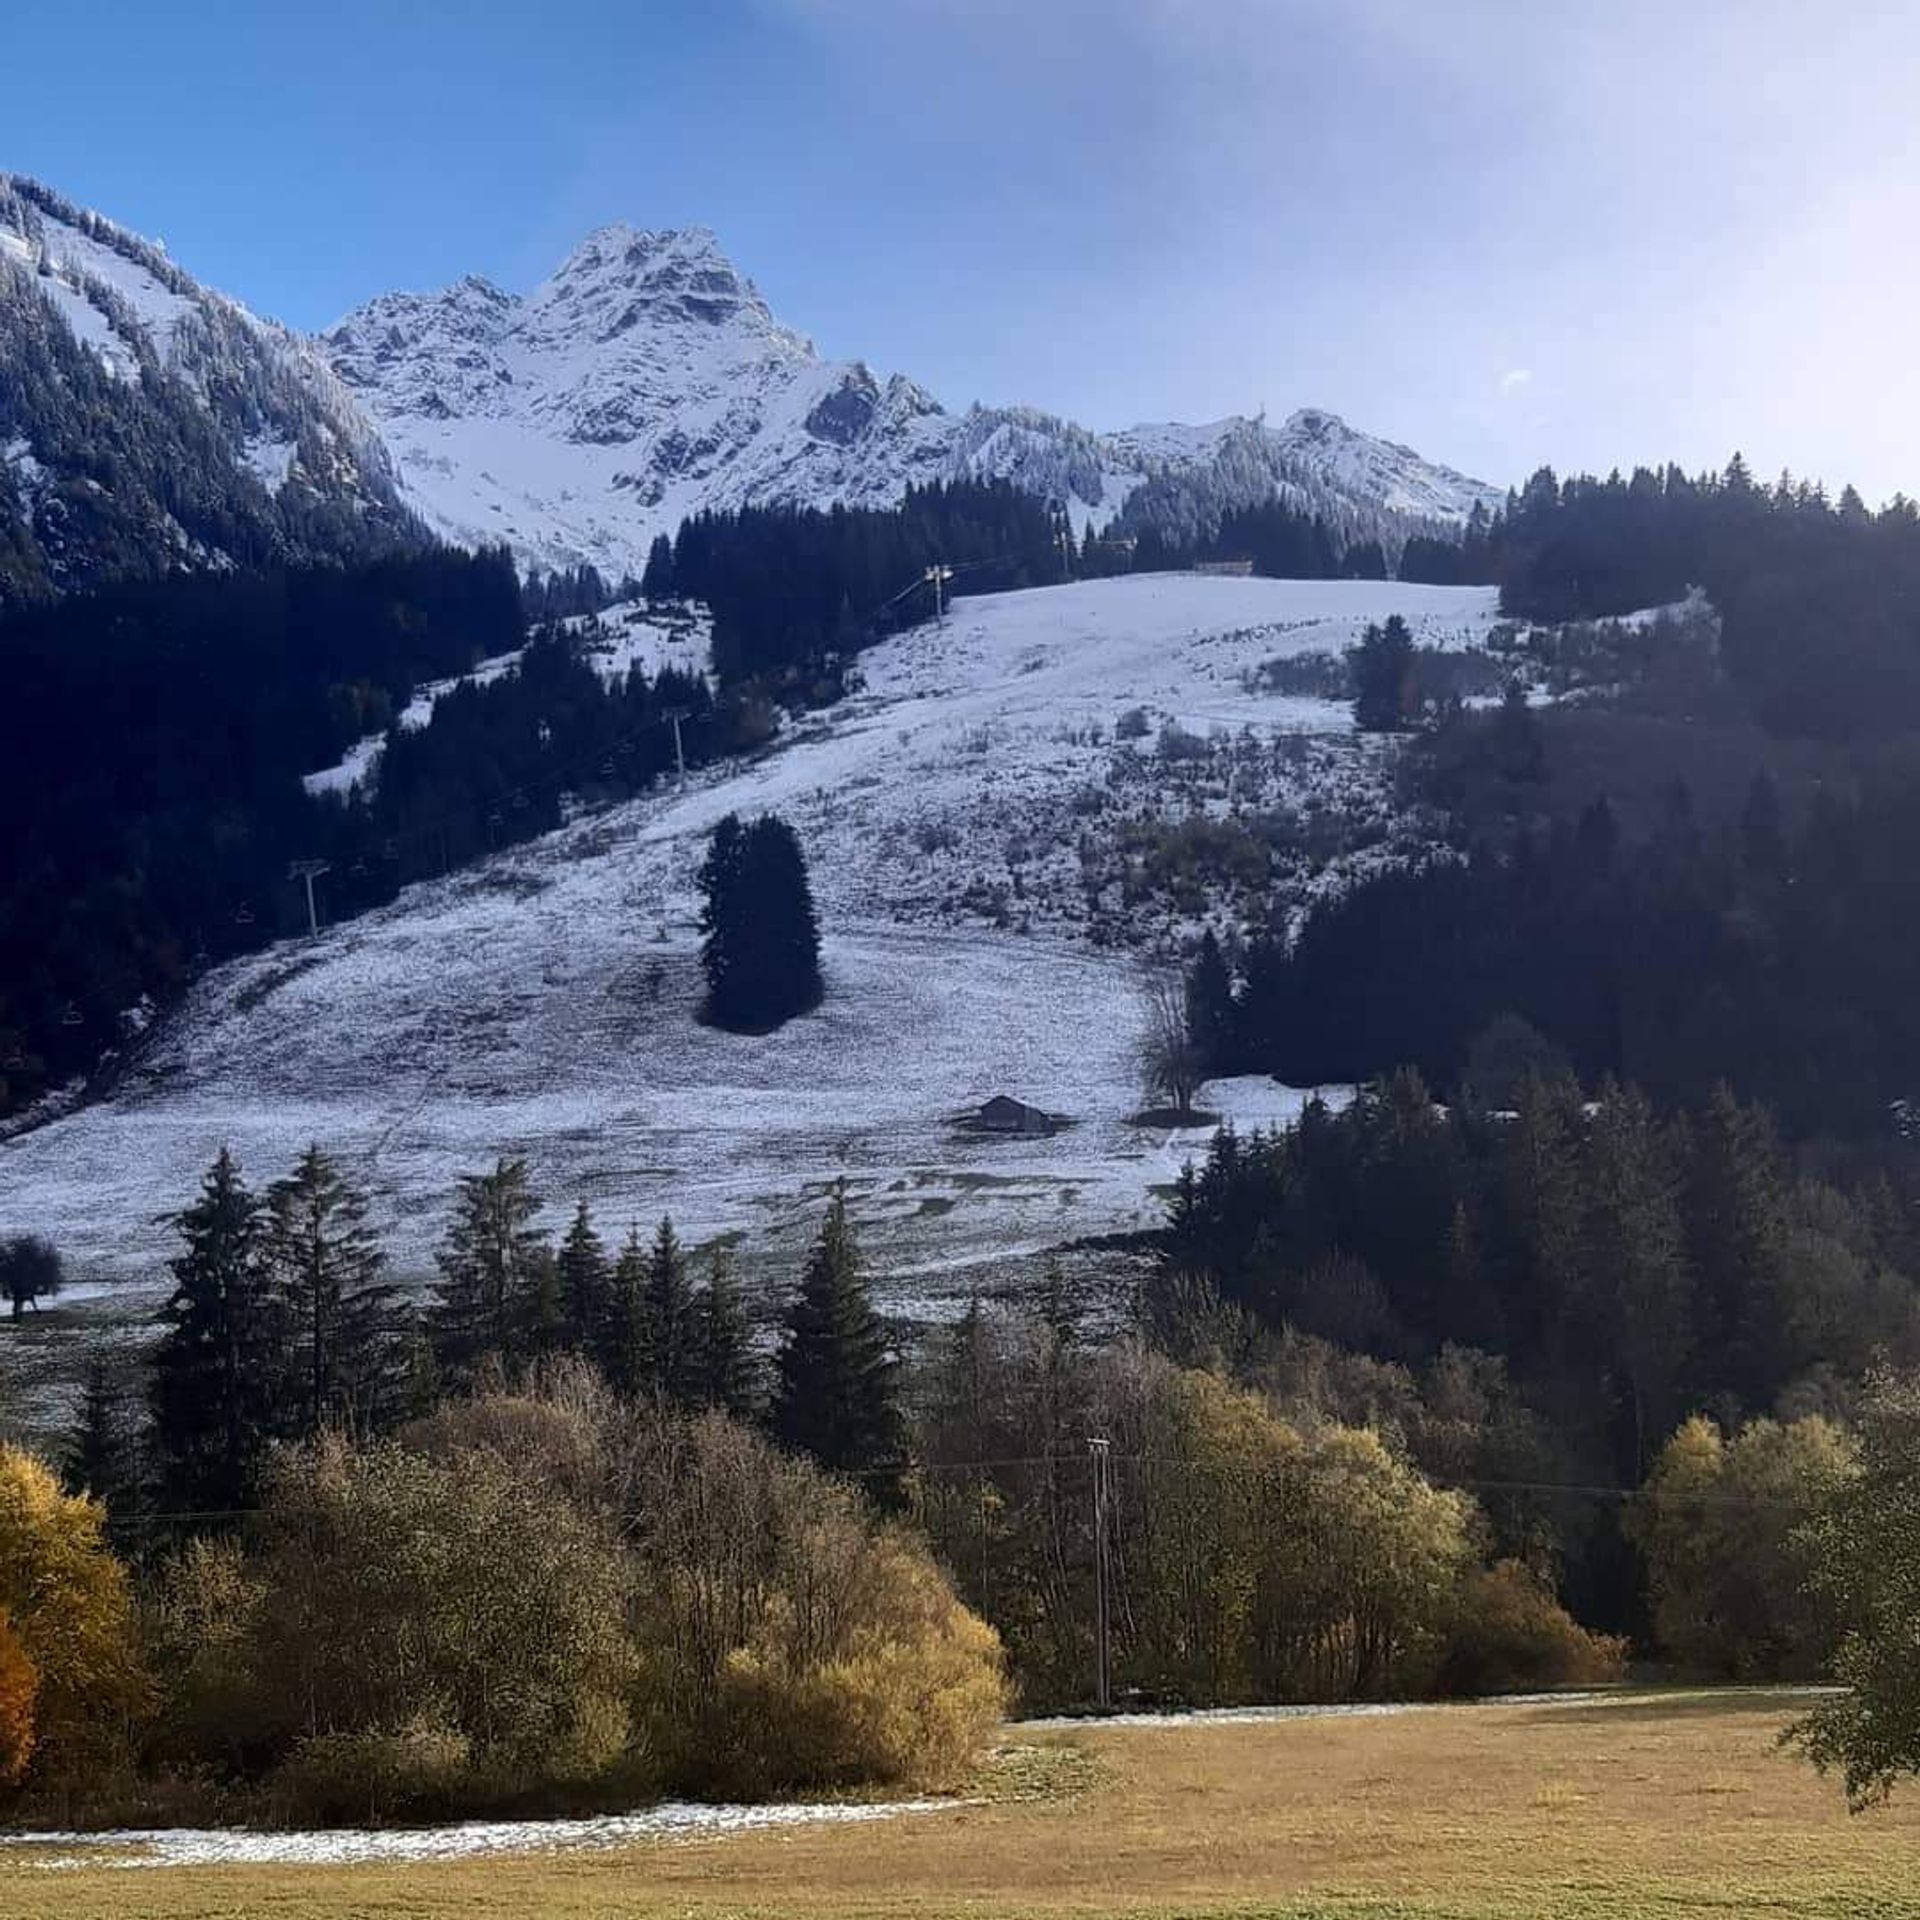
0, 573, 1502, 1316
320, 221, 1505, 579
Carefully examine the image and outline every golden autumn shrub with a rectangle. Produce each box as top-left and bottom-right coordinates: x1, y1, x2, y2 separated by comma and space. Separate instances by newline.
0, 1615, 39, 1789
0, 1447, 144, 1788
621, 1407, 1008, 1797
1436, 1560, 1627, 1696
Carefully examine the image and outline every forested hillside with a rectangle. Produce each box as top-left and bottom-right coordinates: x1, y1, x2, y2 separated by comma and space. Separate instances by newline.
0, 177, 421, 603
0, 550, 740, 1110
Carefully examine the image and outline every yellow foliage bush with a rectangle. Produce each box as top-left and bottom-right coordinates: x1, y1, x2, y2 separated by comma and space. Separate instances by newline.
0, 1614, 39, 1789
0, 1446, 144, 1787
271, 1711, 475, 1823
622, 1408, 1008, 1798
1436, 1560, 1627, 1696
700, 1534, 1008, 1796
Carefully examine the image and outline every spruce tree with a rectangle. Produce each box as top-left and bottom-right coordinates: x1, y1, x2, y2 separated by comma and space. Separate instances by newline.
774, 1183, 904, 1498
262, 1145, 405, 1435
603, 1226, 650, 1397
556, 1200, 610, 1355
695, 1243, 759, 1419
152, 1147, 285, 1515
1685, 1084, 1792, 1406
641, 532, 676, 603
1350, 615, 1416, 732
429, 1157, 549, 1387
641, 1216, 698, 1402
698, 811, 823, 1031
64, 1355, 146, 1550
1185, 930, 1236, 1073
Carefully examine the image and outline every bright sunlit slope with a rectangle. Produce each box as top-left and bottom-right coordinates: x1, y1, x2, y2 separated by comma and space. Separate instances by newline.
0, 575, 1499, 1307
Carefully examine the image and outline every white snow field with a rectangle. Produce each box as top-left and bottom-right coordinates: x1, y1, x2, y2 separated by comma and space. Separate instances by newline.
0, 575, 1498, 1318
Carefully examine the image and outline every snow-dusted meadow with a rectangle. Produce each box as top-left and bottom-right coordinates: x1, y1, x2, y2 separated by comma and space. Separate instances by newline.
1, 575, 1496, 1336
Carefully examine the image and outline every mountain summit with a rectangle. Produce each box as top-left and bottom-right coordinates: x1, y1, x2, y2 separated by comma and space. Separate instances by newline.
323, 226, 1503, 580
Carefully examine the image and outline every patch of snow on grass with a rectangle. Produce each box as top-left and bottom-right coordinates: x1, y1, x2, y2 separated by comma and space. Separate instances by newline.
6, 1795, 968, 1871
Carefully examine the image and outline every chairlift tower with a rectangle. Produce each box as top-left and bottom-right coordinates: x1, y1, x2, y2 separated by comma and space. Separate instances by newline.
661, 706, 691, 786
924, 564, 955, 622
288, 859, 331, 938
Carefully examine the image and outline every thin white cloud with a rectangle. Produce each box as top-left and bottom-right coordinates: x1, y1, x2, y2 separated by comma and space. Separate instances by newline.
1499, 370, 1533, 398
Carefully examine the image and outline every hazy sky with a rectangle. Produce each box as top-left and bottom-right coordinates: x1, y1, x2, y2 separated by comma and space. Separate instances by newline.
13, 0, 1919, 497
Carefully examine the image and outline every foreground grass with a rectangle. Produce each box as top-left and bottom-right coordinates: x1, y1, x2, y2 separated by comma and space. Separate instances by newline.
7, 1690, 1919, 1920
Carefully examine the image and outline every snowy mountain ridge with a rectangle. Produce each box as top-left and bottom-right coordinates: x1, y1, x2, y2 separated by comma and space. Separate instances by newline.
0, 173, 1504, 598
322, 222, 1505, 579
0, 174, 418, 598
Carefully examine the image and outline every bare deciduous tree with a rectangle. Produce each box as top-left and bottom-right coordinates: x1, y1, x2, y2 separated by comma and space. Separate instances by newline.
1139, 974, 1204, 1119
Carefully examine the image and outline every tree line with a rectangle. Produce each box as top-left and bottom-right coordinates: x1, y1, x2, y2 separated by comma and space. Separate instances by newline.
17, 1120, 1920, 1815
650, 480, 1069, 688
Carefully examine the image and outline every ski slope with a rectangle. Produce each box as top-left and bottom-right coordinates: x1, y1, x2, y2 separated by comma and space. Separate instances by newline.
0, 575, 1498, 1313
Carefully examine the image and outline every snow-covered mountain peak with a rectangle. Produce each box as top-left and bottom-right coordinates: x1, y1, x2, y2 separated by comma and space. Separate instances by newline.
311, 212, 1511, 580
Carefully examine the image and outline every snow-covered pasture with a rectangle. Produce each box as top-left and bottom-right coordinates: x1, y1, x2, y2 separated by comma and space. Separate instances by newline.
3, 575, 1490, 1321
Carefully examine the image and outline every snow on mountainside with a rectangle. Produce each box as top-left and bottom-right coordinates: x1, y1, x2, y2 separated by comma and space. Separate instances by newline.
0, 177, 421, 599
323, 222, 1504, 580
0, 176, 1502, 597
0, 574, 1499, 1310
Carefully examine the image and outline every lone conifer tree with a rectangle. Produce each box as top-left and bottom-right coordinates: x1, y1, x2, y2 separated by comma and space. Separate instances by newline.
262, 1145, 405, 1435
1350, 614, 1417, 732
429, 1157, 549, 1387
695, 1243, 759, 1419
698, 812, 823, 1031
774, 1183, 904, 1498
153, 1147, 285, 1514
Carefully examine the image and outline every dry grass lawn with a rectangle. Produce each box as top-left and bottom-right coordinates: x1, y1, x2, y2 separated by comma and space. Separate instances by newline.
6, 1690, 1920, 1920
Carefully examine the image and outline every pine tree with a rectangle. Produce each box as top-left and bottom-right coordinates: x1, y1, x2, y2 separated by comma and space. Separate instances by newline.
774, 1183, 904, 1498
64, 1355, 146, 1550
694, 1243, 759, 1418
152, 1147, 285, 1515
1685, 1084, 1792, 1406
262, 1145, 405, 1435
641, 532, 676, 603
1579, 1081, 1692, 1474
640, 1216, 698, 1402
698, 811, 823, 1031
1185, 930, 1236, 1072
429, 1157, 549, 1387
603, 1226, 650, 1397
556, 1200, 610, 1355
1350, 616, 1417, 732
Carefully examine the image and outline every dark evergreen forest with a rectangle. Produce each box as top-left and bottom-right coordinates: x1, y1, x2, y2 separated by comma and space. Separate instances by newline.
0, 553, 726, 1110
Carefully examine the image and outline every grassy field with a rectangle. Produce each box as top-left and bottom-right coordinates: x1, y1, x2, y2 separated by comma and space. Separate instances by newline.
5, 1691, 1918, 1920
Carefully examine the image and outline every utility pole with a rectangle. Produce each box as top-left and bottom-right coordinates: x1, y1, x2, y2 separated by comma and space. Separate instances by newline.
661, 707, 690, 785
288, 859, 331, 938
1088, 1435, 1112, 1711
924, 563, 954, 622
1057, 523, 1075, 579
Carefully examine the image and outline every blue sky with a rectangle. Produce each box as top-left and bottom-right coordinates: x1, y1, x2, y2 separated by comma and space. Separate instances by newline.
13, 0, 1920, 498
